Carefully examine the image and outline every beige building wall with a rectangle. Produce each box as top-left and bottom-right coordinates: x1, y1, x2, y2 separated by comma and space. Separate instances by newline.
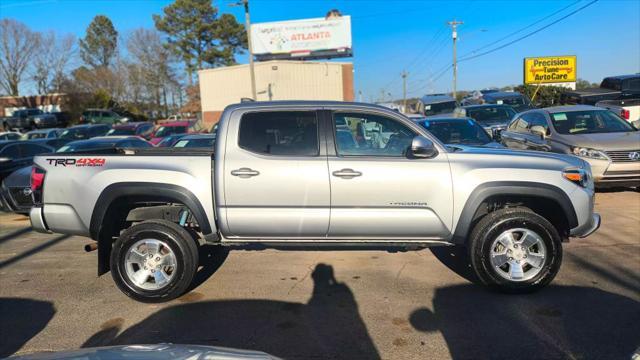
198, 60, 354, 126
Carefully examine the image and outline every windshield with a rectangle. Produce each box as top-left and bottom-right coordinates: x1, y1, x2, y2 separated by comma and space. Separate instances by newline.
154, 126, 187, 137
174, 137, 215, 148
106, 128, 135, 136
57, 141, 118, 152
424, 101, 457, 116
466, 107, 516, 124
23, 132, 47, 140
421, 119, 492, 145
550, 110, 636, 134
59, 128, 88, 140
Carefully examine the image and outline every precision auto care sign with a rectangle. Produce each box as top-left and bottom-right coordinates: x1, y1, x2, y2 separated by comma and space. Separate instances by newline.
251, 16, 352, 61
524, 56, 577, 84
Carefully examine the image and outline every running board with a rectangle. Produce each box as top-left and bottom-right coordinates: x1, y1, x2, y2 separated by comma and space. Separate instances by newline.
217, 239, 454, 252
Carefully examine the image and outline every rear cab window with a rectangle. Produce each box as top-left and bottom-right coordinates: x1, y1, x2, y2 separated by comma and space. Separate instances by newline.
238, 111, 319, 156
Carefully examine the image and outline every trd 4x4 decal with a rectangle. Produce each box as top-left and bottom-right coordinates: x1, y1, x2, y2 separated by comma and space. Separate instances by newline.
46, 158, 106, 167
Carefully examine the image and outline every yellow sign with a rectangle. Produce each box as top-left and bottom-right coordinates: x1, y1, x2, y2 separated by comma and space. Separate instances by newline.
524, 56, 576, 84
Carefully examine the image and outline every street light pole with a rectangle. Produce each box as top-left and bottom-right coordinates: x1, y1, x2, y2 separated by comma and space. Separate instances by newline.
401, 70, 408, 113
447, 19, 463, 100
243, 0, 257, 100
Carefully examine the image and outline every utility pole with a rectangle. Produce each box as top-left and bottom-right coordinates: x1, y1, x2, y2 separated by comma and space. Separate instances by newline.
447, 19, 463, 100
401, 70, 408, 113
241, 0, 257, 100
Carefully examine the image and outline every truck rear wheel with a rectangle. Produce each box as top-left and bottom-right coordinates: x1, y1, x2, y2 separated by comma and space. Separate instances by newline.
468, 207, 562, 293
110, 220, 199, 302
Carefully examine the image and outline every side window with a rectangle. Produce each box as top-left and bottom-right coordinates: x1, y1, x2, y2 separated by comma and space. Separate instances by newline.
333, 112, 416, 157
20, 144, 51, 157
0, 144, 21, 158
527, 113, 549, 130
511, 117, 529, 133
238, 111, 319, 156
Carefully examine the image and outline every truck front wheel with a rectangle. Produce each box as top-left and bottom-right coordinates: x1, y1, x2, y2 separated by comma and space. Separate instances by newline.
110, 220, 199, 302
468, 207, 562, 293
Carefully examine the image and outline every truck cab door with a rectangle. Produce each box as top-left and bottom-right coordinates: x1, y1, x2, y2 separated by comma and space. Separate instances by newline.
326, 111, 453, 239
221, 110, 330, 238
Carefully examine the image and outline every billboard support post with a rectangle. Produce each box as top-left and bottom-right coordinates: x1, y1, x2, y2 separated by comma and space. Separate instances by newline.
243, 0, 257, 100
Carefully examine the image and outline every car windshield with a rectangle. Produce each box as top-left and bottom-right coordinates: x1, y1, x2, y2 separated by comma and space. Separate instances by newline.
421, 119, 492, 145
550, 110, 636, 134
59, 128, 88, 140
466, 107, 516, 124
57, 141, 118, 152
424, 101, 457, 116
106, 128, 135, 136
174, 137, 215, 148
23, 132, 47, 140
154, 126, 187, 137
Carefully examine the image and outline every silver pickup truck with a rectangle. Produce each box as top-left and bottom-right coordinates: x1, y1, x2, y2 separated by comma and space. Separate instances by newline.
29, 101, 601, 302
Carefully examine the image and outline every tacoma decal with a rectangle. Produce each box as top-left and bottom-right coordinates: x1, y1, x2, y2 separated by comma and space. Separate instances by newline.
46, 158, 106, 167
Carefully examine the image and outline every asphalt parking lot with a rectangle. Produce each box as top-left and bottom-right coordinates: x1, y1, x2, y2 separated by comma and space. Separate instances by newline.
1, 189, 639, 359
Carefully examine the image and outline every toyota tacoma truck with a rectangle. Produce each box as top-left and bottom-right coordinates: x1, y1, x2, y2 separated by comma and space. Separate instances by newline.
28, 101, 601, 302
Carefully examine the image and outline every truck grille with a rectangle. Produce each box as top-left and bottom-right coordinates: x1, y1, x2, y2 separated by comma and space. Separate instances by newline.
605, 150, 640, 163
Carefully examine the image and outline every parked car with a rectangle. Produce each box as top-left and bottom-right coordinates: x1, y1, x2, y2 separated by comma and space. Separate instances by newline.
29, 101, 600, 302
415, 117, 504, 148
0, 140, 54, 182
461, 89, 500, 106
595, 98, 640, 128
58, 124, 111, 140
500, 105, 640, 187
80, 109, 128, 125
481, 91, 533, 112
148, 120, 202, 145
106, 122, 155, 138
0, 131, 22, 141
57, 136, 153, 153
563, 74, 640, 105
0, 137, 151, 214
28, 111, 71, 129
155, 133, 189, 147
173, 133, 217, 148
2, 108, 44, 130
22, 128, 63, 140
416, 94, 457, 117
453, 104, 517, 136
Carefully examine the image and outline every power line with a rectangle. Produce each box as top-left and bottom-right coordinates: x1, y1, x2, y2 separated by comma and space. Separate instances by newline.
458, 0, 598, 63
459, 0, 582, 59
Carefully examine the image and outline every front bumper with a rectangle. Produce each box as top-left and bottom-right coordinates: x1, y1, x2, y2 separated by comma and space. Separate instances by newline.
570, 213, 601, 238
585, 157, 640, 186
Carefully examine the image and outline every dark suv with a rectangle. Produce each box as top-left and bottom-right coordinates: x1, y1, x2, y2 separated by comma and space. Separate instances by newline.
2, 108, 44, 130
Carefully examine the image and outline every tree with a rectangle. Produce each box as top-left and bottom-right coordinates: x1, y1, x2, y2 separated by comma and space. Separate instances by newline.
79, 15, 118, 68
153, 0, 247, 84
576, 78, 599, 90
32, 32, 76, 94
0, 19, 40, 96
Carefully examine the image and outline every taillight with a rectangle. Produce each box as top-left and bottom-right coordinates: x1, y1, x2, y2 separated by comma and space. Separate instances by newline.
31, 165, 45, 204
621, 109, 630, 120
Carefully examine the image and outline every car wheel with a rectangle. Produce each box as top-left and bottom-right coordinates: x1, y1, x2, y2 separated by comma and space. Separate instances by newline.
110, 219, 199, 303
468, 207, 562, 293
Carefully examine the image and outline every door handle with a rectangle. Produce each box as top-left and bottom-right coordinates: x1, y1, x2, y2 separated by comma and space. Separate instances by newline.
332, 168, 362, 179
231, 167, 260, 178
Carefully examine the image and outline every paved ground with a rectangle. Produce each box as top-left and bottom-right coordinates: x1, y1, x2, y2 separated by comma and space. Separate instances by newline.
1, 189, 639, 359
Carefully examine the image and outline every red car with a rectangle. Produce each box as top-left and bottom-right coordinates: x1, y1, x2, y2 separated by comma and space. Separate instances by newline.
148, 121, 204, 145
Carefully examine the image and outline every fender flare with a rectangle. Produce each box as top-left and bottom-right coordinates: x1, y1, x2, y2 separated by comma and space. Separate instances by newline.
451, 181, 578, 244
90, 182, 213, 240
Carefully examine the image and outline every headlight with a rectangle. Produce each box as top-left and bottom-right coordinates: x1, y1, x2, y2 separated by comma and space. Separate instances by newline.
562, 168, 591, 188
571, 147, 609, 160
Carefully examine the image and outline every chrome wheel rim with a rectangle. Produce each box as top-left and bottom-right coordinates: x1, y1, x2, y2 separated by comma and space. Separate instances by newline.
489, 228, 547, 282
124, 239, 177, 290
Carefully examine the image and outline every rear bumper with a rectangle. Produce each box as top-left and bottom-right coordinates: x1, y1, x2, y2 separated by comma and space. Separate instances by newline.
570, 213, 601, 238
30, 206, 50, 233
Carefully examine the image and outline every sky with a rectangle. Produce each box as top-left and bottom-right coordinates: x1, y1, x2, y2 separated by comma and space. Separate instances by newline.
1, 0, 639, 101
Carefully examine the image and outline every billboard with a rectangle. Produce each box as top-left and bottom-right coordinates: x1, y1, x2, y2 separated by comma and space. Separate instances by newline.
524, 55, 577, 85
251, 16, 352, 61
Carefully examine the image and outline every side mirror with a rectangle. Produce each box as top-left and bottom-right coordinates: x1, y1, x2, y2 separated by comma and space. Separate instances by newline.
530, 125, 546, 139
411, 136, 437, 158
492, 128, 502, 140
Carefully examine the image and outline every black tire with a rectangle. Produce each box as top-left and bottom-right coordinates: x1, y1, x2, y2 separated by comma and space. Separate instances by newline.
110, 219, 199, 303
468, 207, 562, 293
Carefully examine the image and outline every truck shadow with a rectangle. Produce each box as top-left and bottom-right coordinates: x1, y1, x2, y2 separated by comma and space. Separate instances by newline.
0, 298, 56, 357
409, 284, 640, 360
82, 263, 380, 359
